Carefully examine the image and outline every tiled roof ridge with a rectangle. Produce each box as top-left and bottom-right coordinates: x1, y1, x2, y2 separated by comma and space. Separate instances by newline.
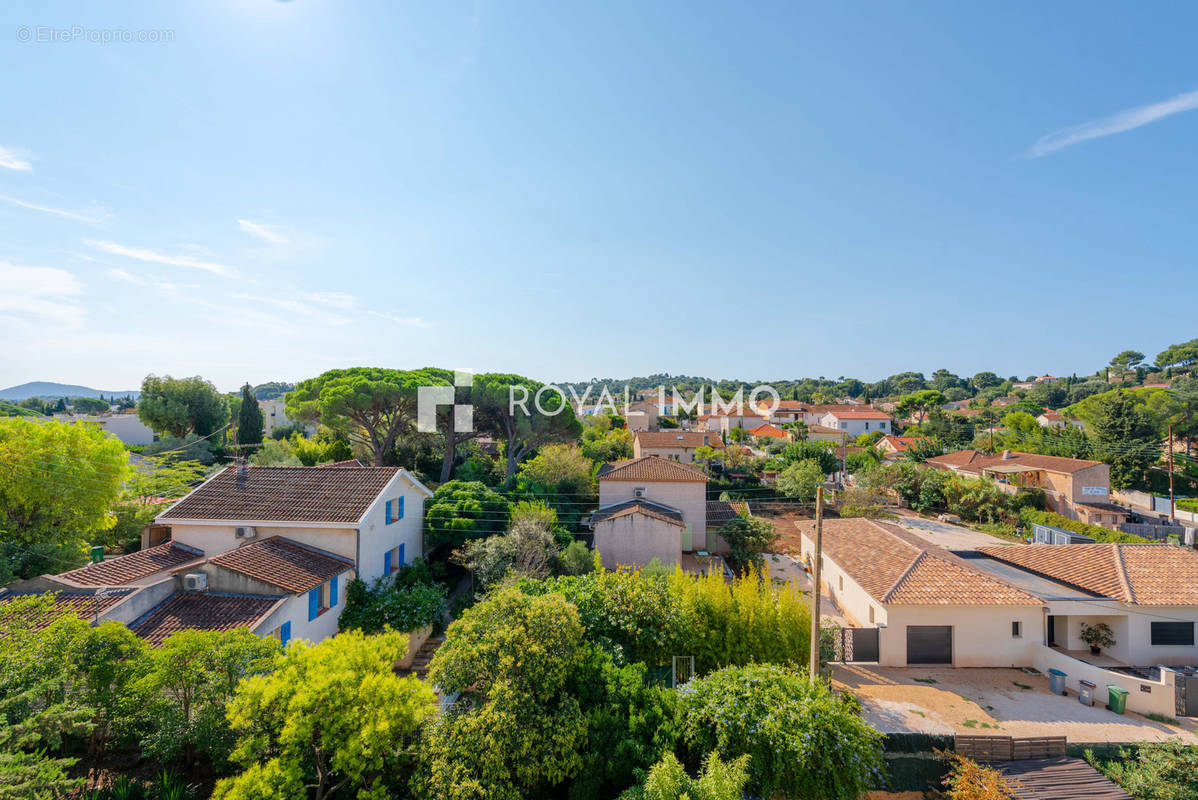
873, 520, 1043, 604
882, 550, 927, 602
976, 544, 1121, 600
1110, 545, 1137, 604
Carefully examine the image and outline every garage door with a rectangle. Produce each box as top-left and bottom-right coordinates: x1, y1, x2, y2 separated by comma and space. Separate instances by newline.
907, 626, 952, 665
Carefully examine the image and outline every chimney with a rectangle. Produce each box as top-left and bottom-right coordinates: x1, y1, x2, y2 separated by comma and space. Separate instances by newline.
1001, 449, 1014, 460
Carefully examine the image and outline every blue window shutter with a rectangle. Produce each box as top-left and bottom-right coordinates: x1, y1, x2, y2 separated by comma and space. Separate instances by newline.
399, 543, 405, 567
384, 549, 391, 574
308, 588, 319, 621
330, 575, 339, 608
385, 499, 392, 524
397, 496, 405, 520
280, 621, 291, 646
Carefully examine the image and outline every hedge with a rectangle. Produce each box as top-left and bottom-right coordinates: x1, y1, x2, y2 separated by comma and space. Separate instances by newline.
1019, 509, 1151, 544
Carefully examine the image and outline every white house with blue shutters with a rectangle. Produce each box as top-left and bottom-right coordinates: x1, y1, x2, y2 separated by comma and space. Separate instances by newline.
7, 464, 434, 648
154, 464, 433, 646
2, 463, 434, 649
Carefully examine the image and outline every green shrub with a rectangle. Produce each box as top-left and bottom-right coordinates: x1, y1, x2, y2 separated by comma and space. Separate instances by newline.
1019, 509, 1151, 543
338, 576, 448, 635
1087, 741, 1198, 800
617, 752, 749, 800
676, 664, 884, 799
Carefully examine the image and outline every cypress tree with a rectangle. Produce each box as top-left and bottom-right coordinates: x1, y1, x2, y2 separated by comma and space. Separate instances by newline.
237, 384, 265, 448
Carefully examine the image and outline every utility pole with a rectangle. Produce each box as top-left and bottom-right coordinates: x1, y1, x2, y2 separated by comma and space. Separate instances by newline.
1168, 424, 1176, 524
808, 487, 824, 678
989, 410, 995, 454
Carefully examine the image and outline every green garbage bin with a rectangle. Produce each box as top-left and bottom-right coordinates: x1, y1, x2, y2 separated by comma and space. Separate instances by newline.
1106, 685, 1129, 714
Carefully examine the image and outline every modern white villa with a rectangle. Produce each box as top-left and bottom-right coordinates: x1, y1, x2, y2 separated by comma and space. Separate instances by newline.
799, 518, 1198, 716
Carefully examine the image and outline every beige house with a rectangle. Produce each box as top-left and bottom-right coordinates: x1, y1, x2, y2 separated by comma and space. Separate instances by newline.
700, 411, 768, 433
875, 435, 926, 461
1036, 411, 1084, 431
925, 450, 1127, 528
632, 430, 723, 463
797, 518, 1043, 668
590, 456, 713, 568
624, 400, 660, 432
804, 423, 850, 446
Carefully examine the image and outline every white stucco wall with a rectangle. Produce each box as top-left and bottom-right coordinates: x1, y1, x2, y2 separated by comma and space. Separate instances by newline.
594, 515, 682, 569
881, 606, 1043, 667
252, 567, 353, 645
818, 413, 891, 438
169, 523, 357, 560
598, 479, 707, 540
799, 535, 886, 628
355, 473, 428, 583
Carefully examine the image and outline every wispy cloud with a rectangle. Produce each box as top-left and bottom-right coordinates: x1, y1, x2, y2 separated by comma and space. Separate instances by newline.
106, 267, 144, 285
230, 292, 353, 326
303, 291, 358, 310
1029, 88, 1198, 158
367, 309, 432, 328
84, 239, 239, 278
0, 146, 32, 171
0, 262, 85, 328
1, 195, 110, 224
237, 219, 290, 245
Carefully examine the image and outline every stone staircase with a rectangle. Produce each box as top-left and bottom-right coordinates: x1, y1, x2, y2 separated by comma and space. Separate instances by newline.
406, 633, 446, 678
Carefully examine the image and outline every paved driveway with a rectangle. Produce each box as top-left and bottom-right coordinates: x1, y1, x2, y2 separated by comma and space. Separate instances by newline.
832, 664, 1197, 744
764, 553, 851, 626
889, 509, 1018, 550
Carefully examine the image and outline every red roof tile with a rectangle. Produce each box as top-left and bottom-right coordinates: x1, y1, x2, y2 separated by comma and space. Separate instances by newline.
926, 450, 1103, 475
130, 593, 281, 646
0, 589, 135, 630
597, 456, 708, 483
795, 518, 1042, 606
210, 537, 353, 593
978, 544, 1198, 605
159, 465, 399, 523
634, 431, 724, 449
57, 543, 203, 586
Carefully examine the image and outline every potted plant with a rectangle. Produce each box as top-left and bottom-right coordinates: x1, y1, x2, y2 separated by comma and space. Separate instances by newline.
1080, 622, 1115, 656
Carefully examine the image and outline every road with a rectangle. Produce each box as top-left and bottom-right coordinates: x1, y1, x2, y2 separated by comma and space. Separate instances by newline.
889, 508, 1019, 550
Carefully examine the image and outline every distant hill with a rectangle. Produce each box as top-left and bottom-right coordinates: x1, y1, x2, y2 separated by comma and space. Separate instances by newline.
0, 381, 141, 401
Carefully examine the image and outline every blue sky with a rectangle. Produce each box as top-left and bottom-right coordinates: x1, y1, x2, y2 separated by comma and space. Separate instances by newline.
1, 1, 1195, 392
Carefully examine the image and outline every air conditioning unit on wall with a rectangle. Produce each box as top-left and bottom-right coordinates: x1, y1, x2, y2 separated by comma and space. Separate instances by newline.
235, 526, 257, 540
183, 573, 208, 591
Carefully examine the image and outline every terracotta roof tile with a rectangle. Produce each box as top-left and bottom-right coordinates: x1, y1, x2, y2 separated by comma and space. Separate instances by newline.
130, 592, 281, 646
795, 518, 1041, 605
822, 409, 893, 420
634, 431, 724, 449
57, 543, 203, 586
978, 543, 1198, 605
0, 589, 135, 630
926, 450, 1103, 475
750, 424, 790, 439
209, 537, 353, 593
159, 465, 399, 523
597, 456, 708, 483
